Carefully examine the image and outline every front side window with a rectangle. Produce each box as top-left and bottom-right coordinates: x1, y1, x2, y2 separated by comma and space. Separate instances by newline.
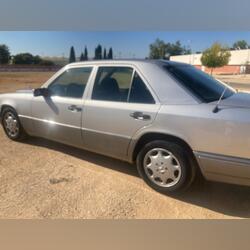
92, 67, 133, 102
48, 67, 92, 98
163, 64, 235, 103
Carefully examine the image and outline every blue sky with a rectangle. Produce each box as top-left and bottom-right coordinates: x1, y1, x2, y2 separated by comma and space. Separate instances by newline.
1, 31, 250, 58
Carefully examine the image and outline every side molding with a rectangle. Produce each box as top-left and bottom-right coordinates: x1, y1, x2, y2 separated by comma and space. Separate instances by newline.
194, 151, 250, 186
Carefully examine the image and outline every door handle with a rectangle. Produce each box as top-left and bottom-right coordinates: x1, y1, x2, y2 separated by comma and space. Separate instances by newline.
68, 105, 82, 112
130, 111, 151, 121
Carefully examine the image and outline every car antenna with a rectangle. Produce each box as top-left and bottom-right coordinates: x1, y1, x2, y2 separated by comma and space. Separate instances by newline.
213, 85, 228, 113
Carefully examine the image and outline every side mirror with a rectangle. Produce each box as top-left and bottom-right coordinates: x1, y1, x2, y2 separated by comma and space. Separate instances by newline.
33, 88, 51, 97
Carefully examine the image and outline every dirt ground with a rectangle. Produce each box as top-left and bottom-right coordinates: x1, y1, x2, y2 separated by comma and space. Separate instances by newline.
215, 74, 250, 91
0, 72, 54, 93
0, 72, 250, 219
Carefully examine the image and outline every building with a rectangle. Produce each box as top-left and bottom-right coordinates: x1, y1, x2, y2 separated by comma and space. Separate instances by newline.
170, 49, 250, 74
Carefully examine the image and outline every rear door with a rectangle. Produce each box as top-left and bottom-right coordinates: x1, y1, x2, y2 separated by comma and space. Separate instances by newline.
82, 66, 160, 160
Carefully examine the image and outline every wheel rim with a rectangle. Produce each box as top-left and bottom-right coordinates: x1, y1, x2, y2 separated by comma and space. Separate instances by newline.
3, 112, 19, 138
143, 148, 182, 188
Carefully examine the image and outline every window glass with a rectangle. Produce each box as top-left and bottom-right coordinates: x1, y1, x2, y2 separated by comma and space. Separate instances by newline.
129, 72, 155, 104
163, 64, 234, 103
48, 67, 92, 98
92, 67, 133, 102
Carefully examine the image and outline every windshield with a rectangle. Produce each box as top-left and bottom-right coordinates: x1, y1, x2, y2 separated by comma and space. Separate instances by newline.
163, 64, 235, 103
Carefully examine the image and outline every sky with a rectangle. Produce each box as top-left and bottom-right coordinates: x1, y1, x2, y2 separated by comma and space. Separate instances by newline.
1, 31, 250, 58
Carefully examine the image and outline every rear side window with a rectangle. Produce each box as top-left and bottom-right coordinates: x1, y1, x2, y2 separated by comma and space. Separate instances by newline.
92, 67, 133, 102
129, 72, 155, 104
92, 66, 155, 104
163, 64, 234, 103
48, 67, 92, 99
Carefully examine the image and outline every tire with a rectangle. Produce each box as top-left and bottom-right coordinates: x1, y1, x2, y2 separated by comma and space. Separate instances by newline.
1, 107, 27, 141
136, 140, 195, 194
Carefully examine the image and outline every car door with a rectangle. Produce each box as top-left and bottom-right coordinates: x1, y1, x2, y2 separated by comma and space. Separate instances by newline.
82, 66, 161, 160
31, 66, 93, 147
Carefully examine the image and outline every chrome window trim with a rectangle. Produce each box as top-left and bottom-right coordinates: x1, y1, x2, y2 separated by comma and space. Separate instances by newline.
126, 69, 136, 102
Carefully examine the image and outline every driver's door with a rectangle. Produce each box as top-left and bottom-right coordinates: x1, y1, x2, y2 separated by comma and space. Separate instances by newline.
31, 67, 93, 147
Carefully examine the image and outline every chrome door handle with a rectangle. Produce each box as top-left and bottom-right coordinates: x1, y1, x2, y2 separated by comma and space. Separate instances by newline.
68, 105, 82, 112
130, 111, 151, 120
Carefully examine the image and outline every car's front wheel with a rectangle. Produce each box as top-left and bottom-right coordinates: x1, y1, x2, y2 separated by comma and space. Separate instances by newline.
1, 107, 27, 141
137, 140, 195, 194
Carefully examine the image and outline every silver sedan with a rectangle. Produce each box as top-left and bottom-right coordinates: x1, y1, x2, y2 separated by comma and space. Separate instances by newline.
0, 59, 249, 194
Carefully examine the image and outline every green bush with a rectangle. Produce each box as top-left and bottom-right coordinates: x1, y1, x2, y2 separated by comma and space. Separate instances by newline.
39, 60, 55, 66
13, 53, 40, 65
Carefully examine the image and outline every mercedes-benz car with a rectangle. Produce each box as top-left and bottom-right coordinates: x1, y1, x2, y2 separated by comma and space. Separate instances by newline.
1, 59, 250, 194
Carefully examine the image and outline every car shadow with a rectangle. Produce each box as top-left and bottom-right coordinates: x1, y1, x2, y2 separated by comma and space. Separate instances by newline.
25, 137, 139, 178
25, 137, 250, 218
171, 178, 250, 218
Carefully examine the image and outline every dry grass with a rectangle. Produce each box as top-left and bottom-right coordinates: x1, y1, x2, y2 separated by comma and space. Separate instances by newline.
215, 74, 250, 84
0, 72, 54, 93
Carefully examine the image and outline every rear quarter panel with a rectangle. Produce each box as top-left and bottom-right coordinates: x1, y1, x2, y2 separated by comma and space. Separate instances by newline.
151, 104, 250, 159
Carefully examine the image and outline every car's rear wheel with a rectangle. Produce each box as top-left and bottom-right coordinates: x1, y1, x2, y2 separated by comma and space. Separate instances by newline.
136, 140, 195, 194
1, 107, 27, 141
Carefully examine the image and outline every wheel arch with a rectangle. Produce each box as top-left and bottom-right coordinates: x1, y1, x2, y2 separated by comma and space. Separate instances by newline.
132, 132, 196, 163
0, 104, 17, 117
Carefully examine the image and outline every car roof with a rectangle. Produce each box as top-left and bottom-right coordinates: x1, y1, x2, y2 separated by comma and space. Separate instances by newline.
67, 59, 188, 67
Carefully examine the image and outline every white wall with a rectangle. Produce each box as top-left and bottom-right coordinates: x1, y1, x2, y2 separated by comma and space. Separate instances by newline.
170, 49, 250, 65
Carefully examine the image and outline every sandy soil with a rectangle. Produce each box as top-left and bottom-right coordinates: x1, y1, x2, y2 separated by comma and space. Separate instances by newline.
0, 72, 54, 93
215, 74, 250, 91
0, 72, 250, 219
215, 74, 250, 84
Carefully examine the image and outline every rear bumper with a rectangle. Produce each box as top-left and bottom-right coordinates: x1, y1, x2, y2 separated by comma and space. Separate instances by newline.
194, 151, 250, 187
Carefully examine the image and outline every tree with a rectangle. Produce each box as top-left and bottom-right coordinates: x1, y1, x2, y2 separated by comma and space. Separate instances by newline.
169, 41, 191, 56
149, 39, 191, 59
69, 46, 76, 63
79, 46, 88, 61
233, 40, 248, 50
108, 47, 113, 59
0, 44, 10, 64
13, 53, 54, 65
33, 55, 42, 64
13, 53, 38, 64
80, 52, 85, 61
201, 43, 231, 75
94, 44, 102, 59
84, 46, 88, 60
149, 39, 167, 59
103, 48, 107, 59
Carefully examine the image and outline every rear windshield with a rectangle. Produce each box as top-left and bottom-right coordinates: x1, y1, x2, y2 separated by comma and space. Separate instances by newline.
163, 64, 235, 103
